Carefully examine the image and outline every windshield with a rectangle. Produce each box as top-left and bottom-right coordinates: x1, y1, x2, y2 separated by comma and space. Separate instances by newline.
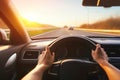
11, 0, 120, 39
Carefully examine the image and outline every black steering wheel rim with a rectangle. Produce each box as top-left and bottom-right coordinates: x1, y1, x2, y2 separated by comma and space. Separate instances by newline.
49, 35, 96, 50
49, 35, 96, 61
48, 35, 98, 80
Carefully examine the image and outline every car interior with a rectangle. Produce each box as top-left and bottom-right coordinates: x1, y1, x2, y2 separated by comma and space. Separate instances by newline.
0, 0, 120, 80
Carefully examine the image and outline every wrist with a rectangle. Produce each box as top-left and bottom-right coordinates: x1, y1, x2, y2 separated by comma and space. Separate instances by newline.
36, 64, 49, 72
98, 60, 109, 66
32, 64, 47, 75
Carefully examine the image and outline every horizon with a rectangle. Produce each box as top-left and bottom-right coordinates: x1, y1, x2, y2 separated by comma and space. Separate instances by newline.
12, 0, 120, 27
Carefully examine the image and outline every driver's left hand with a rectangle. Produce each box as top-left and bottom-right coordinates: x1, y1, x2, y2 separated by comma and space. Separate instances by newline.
37, 47, 55, 71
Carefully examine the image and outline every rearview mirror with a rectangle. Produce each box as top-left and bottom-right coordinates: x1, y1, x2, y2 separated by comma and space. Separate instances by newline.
82, 0, 120, 7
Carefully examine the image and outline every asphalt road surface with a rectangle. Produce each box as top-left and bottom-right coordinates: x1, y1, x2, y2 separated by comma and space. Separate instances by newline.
32, 28, 120, 39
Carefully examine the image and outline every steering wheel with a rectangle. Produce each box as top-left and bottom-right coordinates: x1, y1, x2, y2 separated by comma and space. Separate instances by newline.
46, 35, 99, 80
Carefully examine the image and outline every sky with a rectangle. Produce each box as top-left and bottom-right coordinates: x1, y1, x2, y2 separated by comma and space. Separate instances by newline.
11, 0, 120, 27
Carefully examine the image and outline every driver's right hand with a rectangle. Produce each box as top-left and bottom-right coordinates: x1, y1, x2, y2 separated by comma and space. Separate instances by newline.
92, 44, 108, 65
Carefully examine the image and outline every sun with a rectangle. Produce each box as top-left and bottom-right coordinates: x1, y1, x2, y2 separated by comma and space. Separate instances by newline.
22, 14, 39, 22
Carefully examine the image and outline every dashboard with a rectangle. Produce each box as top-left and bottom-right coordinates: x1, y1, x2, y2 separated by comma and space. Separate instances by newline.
90, 37, 120, 58
17, 37, 120, 79
18, 37, 120, 63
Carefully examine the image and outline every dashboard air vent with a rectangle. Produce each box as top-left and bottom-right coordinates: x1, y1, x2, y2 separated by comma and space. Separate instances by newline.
23, 51, 39, 59
104, 47, 120, 57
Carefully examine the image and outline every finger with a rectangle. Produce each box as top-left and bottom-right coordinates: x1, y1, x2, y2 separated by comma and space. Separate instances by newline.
45, 46, 48, 51
38, 51, 44, 59
95, 44, 100, 52
41, 51, 47, 57
91, 50, 96, 60
101, 48, 107, 56
101, 48, 108, 59
96, 44, 101, 48
52, 52, 55, 56
52, 52, 55, 59
47, 47, 51, 54
101, 48, 106, 54
91, 50, 94, 56
95, 44, 102, 55
96, 44, 101, 51
94, 45, 103, 59
40, 51, 46, 60
46, 46, 51, 54
91, 50, 95, 57
44, 47, 50, 59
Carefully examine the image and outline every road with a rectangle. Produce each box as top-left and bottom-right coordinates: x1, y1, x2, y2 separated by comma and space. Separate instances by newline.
32, 28, 120, 39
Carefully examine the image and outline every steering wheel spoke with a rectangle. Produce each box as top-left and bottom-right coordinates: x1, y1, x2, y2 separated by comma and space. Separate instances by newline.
59, 59, 98, 80
47, 61, 61, 80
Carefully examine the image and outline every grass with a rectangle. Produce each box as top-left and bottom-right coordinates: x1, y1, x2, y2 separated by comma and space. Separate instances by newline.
78, 17, 120, 35
28, 28, 57, 37
76, 28, 120, 35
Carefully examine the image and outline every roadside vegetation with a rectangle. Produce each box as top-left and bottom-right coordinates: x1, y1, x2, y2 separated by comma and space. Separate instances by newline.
78, 17, 120, 34
22, 18, 58, 37
28, 28, 58, 37
0, 18, 58, 37
80, 17, 120, 30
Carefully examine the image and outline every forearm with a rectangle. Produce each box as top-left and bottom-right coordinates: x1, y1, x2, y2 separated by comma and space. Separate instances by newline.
99, 61, 120, 80
21, 65, 46, 80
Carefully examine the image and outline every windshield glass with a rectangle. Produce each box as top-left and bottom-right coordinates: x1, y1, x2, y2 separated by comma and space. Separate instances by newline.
11, 0, 120, 38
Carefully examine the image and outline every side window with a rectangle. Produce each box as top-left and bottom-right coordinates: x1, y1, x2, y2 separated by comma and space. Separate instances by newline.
0, 18, 10, 45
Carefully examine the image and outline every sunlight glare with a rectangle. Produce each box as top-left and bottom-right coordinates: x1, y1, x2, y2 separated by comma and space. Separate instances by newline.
22, 14, 39, 22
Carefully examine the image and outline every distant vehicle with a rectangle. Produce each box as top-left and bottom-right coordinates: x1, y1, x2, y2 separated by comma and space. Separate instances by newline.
68, 27, 74, 30
64, 25, 68, 28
